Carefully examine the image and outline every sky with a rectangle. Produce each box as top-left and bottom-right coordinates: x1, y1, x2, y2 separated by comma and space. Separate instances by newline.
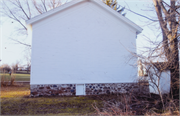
0, 0, 162, 66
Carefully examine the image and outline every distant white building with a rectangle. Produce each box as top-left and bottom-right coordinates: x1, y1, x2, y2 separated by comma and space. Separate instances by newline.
26, 0, 144, 97
138, 60, 170, 94
149, 62, 170, 94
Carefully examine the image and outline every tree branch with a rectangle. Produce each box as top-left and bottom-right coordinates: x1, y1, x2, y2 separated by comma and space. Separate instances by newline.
162, 0, 180, 15
158, 0, 169, 17
10, 38, 31, 47
2, 0, 27, 30
123, 7, 158, 22
16, 0, 30, 20
41, 0, 48, 12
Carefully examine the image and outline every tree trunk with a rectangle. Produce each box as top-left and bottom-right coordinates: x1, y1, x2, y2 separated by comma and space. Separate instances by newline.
169, 40, 179, 99
153, 0, 179, 99
169, 0, 179, 99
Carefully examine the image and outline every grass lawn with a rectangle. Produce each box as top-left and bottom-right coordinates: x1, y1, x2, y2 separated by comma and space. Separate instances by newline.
0, 85, 102, 115
1, 85, 179, 115
0, 73, 30, 81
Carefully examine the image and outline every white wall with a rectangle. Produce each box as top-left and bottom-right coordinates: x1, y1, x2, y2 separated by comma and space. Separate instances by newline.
159, 70, 170, 94
149, 70, 170, 94
30, 1, 138, 84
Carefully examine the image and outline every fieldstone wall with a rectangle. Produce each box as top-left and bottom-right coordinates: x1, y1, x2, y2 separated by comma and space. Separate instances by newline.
85, 82, 149, 95
30, 84, 76, 97
30, 82, 149, 97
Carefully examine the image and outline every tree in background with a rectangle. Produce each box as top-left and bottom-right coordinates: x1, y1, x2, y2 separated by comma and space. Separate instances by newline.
1, 0, 68, 71
0, 64, 11, 73
11, 61, 19, 73
0, 0, 67, 47
24, 46, 31, 73
152, 0, 179, 99
102, 0, 126, 16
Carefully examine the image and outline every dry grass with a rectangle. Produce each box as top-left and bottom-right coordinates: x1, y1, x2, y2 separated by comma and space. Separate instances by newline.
93, 93, 179, 115
1, 85, 179, 115
0, 85, 30, 98
0, 85, 102, 115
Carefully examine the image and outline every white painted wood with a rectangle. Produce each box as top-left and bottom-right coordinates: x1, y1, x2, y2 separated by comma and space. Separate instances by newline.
149, 70, 170, 94
26, 0, 142, 33
76, 84, 85, 95
159, 71, 170, 94
28, 0, 142, 85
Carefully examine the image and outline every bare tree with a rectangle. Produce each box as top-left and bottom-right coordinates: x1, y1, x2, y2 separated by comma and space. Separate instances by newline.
138, 57, 169, 111
152, 0, 179, 99
113, 0, 179, 99
137, 41, 180, 112
24, 46, 31, 73
0, 0, 67, 47
11, 61, 19, 73
0, 64, 11, 73
120, 0, 180, 112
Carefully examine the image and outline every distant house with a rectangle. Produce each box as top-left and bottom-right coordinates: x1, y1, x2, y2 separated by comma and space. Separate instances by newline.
138, 61, 170, 94
149, 62, 170, 94
26, 0, 144, 97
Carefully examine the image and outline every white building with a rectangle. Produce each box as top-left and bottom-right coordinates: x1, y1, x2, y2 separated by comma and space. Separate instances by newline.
138, 60, 170, 94
148, 62, 170, 94
26, 0, 144, 96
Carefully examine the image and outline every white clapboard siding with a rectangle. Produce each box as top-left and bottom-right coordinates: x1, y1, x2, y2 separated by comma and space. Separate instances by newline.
27, 0, 142, 84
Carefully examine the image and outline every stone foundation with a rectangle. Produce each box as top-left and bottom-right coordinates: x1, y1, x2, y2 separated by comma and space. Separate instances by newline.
85, 83, 149, 95
30, 82, 149, 97
31, 84, 76, 97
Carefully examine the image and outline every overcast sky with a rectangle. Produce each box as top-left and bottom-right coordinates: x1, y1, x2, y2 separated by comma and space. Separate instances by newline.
0, 0, 161, 66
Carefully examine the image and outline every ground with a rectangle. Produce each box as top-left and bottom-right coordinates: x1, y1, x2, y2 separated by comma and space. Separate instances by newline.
0, 73, 30, 81
0, 74, 179, 115
0, 85, 102, 115
0, 73, 100, 115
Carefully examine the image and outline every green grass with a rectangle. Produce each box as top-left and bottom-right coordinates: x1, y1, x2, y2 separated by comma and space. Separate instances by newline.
0, 73, 30, 81
0, 85, 102, 115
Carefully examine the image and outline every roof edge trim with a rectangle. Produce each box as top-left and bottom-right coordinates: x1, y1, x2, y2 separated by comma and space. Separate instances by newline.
90, 0, 142, 34
26, 0, 84, 25
26, 0, 142, 34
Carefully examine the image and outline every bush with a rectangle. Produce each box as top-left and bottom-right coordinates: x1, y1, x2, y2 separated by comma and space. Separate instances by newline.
0, 64, 11, 73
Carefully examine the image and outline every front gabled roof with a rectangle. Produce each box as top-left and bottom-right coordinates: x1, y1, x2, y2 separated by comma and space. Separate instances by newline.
26, 0, 142, 34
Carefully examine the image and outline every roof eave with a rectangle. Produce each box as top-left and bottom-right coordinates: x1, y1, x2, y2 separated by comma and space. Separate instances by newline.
91, 0, 143, 34
26, 0, 84, 25
26, 0, 143, 34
